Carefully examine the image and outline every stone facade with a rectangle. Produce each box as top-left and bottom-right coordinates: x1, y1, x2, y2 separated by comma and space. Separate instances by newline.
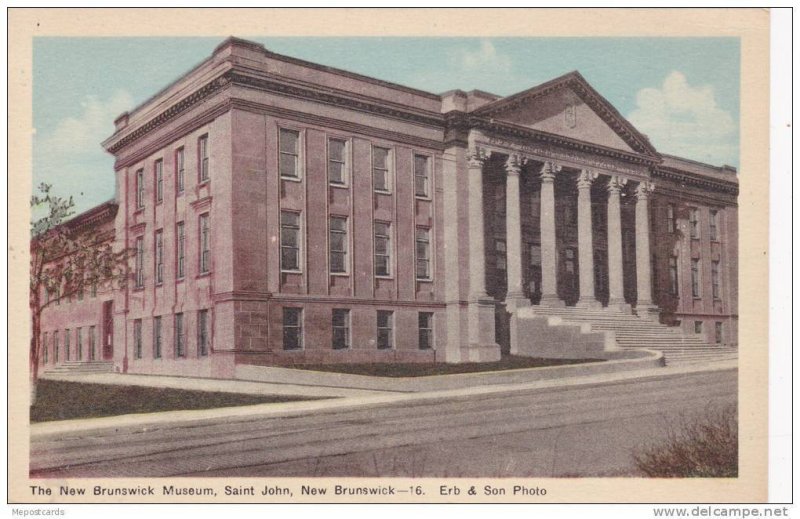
37, 37, 738, 375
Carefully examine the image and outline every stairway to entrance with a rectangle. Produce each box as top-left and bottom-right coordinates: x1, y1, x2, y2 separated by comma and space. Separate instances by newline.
43, 360, 115, 375
518, 305, 737, 365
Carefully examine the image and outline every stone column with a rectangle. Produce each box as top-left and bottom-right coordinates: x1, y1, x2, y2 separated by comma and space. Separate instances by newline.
505, 154, 529, 311
635, 181, 659, 319
606, 175, 629, 311
538, 162, 562, 306
576, 169, 600, 308
465, 148, 500, 361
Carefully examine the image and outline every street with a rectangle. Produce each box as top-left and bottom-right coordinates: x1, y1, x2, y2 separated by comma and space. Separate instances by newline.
30, 368, 736, 478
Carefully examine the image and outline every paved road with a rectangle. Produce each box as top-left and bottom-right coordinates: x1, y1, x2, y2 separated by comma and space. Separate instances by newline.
30, 369, 736, 478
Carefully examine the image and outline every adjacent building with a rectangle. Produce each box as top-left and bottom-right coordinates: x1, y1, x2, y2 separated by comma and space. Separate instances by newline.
37, 37, 738, 377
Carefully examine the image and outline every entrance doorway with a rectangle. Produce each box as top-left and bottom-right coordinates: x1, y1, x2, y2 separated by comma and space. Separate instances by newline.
102, 300, 114, 360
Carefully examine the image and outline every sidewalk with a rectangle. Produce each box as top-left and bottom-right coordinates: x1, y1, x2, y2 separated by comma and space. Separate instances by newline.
33, 358, 737, 438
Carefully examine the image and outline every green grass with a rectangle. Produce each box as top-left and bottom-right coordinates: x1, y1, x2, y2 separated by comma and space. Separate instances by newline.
289, 355, 603, 378
31, 380, 321, 423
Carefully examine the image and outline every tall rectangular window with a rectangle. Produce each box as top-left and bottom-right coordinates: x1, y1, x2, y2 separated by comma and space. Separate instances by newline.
416, 227, 431, 280
414, 154, 431, 197
329, 216, 348, 274
332, 309, 350, 350
133, 319, 142, 359
198, 309, 209, 356
695, 321, 703, 334
89, 325, 96, 360
154, 159, 163, 203
712, 260, 721, 299
153, 316, 162, 359
377, 310, 393, 350
199, 213, 210, 273
175, 313, 185, 357
418, 312, 434, 350
374, 222, 391, 277
64, 329, 71, 361
53, 331, 59, 363
155, 229, 164, 284
710, 210, 719, 241
279, 128, 300, 179
176, 222, 185, 279
76, 327, 82, 361
175, 147, 185, 194
689, 208, 700, 239
282, 307, 303, 350
42, 332, 48, 364
691, 258, 701, 298
198, 134, 209, 182
328, 138, 347, 185
669, 255, 679, 296
372, 146, 391, 192
135, 236, 144, 288
280, 211, 301, 271
136, 169, 145, 209
715, 322, 723, 344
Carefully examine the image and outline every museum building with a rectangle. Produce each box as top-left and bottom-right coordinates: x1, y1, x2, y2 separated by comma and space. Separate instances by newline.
37, 37, 738, 377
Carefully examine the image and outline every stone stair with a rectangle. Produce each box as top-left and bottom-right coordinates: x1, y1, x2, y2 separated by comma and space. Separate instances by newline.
518, 305, 737, 365
43, 360, 115, 375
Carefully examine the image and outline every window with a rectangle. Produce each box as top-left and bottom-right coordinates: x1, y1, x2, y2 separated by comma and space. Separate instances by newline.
153, 317, 162, 359
710, 210, 719, 241
374, 222, 391, 277
155, 159, 163, 203
76, 327, 82, 361
42, 332, 48, 364
77, 287, 84, 301
416, 227, 431, 280
329, 216, 348, 274
694, 321, 703, 334
136, 169, 145, 209
691, 258, 701, 298
176, 222, 185, 279
279, 128, 300, 179
715, 322, 723, 344
64, 329, 71, 361
135, 236, 145, 288
282, 307, 303, 350
666, 204, 676, 233
198, 310, 209, 356
280, 211, 301, 271
418, 312, 434, 350
198, 134, 209, 182
89, 325, 96, 360
414, 154, 430, 197
133, 319, 142, 359
175, 313, 185, 357
199, 213, 210, 273
669, 255, 679, 296
53, 331, 59, 363
372, 146, 391, 192
328, 138, 347, 185
377, 310, 393, 350
332, 309, 350, 350
155, 229, 164, 284
712, 260, 721, 299
91, 281, 97, 298
175, 147, 185, 194
689, 208, 700, 239
496, 240, 507, 271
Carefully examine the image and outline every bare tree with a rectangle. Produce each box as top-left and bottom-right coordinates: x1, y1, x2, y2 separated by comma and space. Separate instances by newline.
29, 184, 129, 402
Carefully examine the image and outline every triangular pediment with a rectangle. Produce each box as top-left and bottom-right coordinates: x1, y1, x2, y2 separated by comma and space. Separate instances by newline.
474, 72, 658, 157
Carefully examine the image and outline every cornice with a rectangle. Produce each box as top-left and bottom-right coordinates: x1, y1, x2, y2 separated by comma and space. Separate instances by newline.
191, 196, 213, 212
652, 167, 739, 196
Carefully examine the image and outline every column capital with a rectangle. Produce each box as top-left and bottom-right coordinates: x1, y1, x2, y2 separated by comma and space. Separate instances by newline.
635, 181, 656, 200
577, 169, 599, 189
540, 161, 561, 182
607, 175, 628, 194
505, 153, 525, 175
467, 147, 490, 168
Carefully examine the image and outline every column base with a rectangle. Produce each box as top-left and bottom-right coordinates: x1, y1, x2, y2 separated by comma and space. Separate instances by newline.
636, 304, 661, 321
505, 292, 531, 313
538, 294, 565, 307
460, 343, 502, 362
576, 298, 603, 309
466, 298, 500, 363
606, 299, 632, 314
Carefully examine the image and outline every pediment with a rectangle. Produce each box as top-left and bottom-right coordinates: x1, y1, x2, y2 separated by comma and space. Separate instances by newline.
474, 72, 658, 158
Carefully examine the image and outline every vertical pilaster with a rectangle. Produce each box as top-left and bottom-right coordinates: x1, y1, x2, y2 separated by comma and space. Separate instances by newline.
635, 181, 659, 319
505, 154, 528, 311
606, 175, 628, 310
539, 162, 562, 306
577, 169, 600, 307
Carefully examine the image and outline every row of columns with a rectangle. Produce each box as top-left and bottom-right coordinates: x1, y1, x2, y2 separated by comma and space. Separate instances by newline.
468, 150, 657, 315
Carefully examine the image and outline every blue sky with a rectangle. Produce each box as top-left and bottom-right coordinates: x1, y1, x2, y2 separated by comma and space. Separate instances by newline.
33, 37, 740, 214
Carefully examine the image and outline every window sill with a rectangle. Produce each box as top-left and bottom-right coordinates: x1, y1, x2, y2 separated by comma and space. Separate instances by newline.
416, 277, 433, 283
329, 182, 349, 189
197, 271, 212, 279
374, 190, 392, 196
281, 348, 304, 352
281, 269, 303, 275
198, 180, 210, 187
132, 286, 145, 292
415, 195, 432, 201
281, 176, 302, 183
133, 207, 144, 215
330, 271, 349, 277
375, 275, 394, 280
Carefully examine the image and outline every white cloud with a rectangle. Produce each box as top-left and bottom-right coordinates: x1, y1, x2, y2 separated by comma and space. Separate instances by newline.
459, 40, 513, 74
628, 71, 738, 166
